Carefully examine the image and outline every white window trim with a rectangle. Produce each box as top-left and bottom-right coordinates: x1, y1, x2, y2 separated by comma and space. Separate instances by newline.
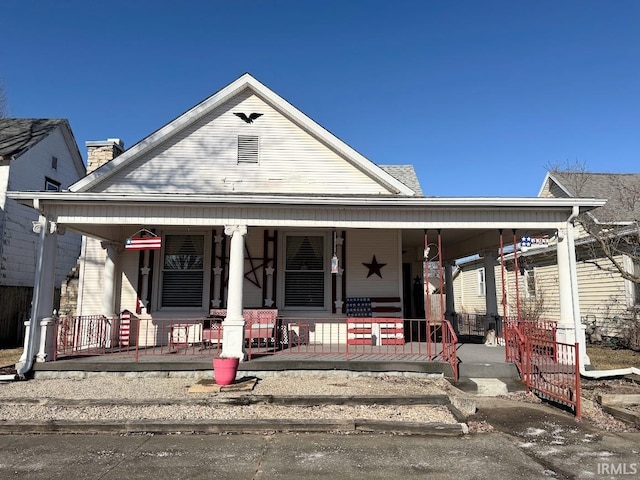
278, 230, 330, 312
478, 267, 486, 297
152, 229, 212, 312
623, 255, 639, 308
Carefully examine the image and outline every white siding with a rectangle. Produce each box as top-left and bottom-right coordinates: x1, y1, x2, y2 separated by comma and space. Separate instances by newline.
119, 249, 139, 315
92, 91, 396, 196
346, 229, 401, 300
1, 127, 82, 287
77, 238, 105, 316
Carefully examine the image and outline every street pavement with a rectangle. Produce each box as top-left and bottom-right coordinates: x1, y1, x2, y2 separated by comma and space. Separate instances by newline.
1, 404, 639, 480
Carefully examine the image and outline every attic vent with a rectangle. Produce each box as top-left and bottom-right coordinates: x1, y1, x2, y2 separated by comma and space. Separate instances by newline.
237, 135, 259, 164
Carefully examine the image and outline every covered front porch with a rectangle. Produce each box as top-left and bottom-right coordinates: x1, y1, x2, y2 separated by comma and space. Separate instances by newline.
10, 191, 604, 379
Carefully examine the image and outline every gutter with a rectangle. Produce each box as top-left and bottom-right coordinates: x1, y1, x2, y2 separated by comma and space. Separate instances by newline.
567, 205, 640, 379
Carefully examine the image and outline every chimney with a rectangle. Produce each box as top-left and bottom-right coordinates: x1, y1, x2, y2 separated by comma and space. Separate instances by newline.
85, 138, 125, 174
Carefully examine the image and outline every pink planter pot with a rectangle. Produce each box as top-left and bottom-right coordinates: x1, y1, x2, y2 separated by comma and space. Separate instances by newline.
213, 357, 239, 385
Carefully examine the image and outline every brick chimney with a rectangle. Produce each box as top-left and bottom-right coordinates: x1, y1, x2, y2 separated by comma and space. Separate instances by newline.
85, 138, 125, 174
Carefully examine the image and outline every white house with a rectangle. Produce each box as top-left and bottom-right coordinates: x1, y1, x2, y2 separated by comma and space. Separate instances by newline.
8, 74, 604, 374
0, 119, 84, 346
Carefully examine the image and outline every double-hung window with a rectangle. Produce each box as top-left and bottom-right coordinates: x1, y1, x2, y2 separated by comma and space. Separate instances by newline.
161, 234, 204, 307
284, 235, 325, 308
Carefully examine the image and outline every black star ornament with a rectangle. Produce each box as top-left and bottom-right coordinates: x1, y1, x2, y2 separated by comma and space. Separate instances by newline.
362, 255, 387, 278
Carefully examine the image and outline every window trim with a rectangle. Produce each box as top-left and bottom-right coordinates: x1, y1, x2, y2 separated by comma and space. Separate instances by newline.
153, 230, 211, 312
279, 231, 330, 311
477, 267, 486, 297
44, 177, 61, 191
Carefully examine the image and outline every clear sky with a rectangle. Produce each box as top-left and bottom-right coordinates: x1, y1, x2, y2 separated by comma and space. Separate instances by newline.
1, 1, 638, 196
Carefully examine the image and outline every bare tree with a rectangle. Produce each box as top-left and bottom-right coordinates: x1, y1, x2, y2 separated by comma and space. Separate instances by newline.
0, 81, 7, 118
548, 161, 640, 286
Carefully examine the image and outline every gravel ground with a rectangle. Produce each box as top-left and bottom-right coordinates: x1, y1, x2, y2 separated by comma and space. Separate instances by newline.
0, 375, 459, 424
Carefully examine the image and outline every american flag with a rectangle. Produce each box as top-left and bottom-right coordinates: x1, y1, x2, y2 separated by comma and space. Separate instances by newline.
125, 237, 161, 250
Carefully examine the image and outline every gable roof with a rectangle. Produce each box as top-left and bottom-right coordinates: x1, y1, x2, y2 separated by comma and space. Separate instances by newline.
70, 73, 416, 196
541, 171, 640, 224
0, 118, 85, 176
0, 118, 65, 159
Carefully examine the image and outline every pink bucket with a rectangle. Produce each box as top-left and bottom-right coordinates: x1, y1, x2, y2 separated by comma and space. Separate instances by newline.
213, 357, 239, 385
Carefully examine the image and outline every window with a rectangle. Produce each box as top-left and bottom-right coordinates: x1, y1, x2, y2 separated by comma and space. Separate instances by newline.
237, 135, 259, 163
284, 235, 325, 308
51, 156, 58, 169
477, 268, 486, 296
161, 235, 204, 307
44, 178, 60, 191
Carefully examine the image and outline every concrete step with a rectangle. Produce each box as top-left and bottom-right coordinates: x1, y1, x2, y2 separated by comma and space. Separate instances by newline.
454, 377, 527, 396
458, 362, 519, 379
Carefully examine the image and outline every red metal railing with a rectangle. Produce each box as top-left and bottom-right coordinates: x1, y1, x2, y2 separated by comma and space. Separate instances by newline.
52, 314, 459, 379
505, 318, 581, 419
55, 315, 112, 359
439, 320, 459, 382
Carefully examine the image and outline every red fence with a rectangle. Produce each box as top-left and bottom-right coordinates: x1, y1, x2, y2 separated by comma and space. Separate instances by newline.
53, 314, 459, 379
505, 318, 581, 419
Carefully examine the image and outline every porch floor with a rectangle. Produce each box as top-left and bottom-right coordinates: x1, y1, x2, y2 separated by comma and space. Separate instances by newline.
34, 342, 514, 379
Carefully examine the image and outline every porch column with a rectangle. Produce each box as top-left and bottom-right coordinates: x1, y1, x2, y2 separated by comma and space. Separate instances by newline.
222, 224, 247, 360
101, 242, 118, 319
557, 224, 589, 366
17, 217, 58, 371
483, 251, 499, 318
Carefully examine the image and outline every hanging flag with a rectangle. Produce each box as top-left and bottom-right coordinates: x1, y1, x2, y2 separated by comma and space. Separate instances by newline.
125, 236, 162, 250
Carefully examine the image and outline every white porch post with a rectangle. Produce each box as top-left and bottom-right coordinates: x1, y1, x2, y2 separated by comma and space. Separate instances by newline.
17, 217, 58, 371
556, 225, 588, 365
483, 251, 499, 318
222, 224, 247, 360
101, 242, 118, 319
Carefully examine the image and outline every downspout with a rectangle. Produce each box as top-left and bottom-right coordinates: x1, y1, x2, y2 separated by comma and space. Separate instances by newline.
13, 212, 49, 379
567, 205, 640, 378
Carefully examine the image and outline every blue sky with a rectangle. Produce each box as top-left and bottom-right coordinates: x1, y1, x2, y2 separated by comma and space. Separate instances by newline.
1, 1, 638, 196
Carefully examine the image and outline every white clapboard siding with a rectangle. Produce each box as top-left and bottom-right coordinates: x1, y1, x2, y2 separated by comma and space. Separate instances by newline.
91, 91, 396, 196
346, 229, 401, 300
77, 238, 106, 316
1, 126, 82, 287
119, 250, 140, 314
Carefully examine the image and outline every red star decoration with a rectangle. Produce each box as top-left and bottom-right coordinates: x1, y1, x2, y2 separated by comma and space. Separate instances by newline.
362, 255, 386, 278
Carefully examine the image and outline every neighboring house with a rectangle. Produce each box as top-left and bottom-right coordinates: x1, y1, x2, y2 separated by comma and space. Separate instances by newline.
0, 119, 84, 346
455, 171, 640, 345
9, 74, 603, 372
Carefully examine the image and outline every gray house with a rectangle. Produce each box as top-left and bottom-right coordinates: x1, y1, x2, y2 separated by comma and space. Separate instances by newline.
0, 119, 85, 346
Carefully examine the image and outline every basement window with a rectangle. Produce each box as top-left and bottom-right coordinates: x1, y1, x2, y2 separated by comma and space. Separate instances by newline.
237, 135, 259, 164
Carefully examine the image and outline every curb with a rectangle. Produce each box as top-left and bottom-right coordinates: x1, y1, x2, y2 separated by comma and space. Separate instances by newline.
0, 419, 469, 436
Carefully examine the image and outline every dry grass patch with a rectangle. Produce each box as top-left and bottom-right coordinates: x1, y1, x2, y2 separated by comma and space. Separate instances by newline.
587, 345, 640, 370
0, 348, 22, 367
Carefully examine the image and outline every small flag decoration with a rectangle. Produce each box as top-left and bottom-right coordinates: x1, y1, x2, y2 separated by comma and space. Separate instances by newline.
125, 236, 161, 250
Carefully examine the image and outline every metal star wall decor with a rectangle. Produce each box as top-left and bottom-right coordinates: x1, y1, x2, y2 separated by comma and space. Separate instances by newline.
362, 255, 387, 278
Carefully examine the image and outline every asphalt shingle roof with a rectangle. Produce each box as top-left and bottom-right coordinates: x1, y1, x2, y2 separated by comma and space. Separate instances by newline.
0, 118, 67, 159
551, 171, 640, 224
379, 165, 423, 196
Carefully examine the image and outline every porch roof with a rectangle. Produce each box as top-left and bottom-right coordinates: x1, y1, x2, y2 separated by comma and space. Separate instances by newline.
8, 191, 605, 260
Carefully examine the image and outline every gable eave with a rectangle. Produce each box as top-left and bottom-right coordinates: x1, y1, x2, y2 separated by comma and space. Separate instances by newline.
69, 73, 416, 195
537, 171, 573, 198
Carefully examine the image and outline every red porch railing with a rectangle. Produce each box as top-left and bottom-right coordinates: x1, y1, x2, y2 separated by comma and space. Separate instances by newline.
52, 314, 460, 380
505, 318, 581, 419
